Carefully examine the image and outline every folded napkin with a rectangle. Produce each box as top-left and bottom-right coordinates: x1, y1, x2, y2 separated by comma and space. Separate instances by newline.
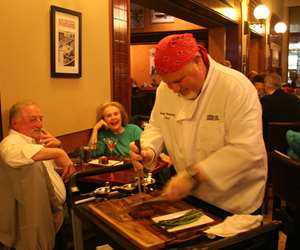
204, 214, 263, 237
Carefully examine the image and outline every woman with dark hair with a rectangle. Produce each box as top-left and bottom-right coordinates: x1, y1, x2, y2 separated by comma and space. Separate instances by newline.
89, 101, 142, 157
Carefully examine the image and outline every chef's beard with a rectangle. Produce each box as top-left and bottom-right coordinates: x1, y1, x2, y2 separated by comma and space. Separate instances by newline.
178, 90, 200, 100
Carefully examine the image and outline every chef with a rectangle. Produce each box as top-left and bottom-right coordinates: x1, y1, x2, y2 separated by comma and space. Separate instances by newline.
130, 33, 267, 214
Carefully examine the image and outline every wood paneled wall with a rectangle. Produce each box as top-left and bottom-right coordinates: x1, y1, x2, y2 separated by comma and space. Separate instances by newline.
0, 95, 2, 141
57, 128, 92, 154
112, 0, 131, 114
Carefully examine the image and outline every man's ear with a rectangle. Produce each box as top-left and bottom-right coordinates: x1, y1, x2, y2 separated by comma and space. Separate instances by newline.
11, 118, 18, 130
194, 54, 202, 65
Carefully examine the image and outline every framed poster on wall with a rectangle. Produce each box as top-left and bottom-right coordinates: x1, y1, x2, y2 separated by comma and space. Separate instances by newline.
50, 6, 82, 78
151, 11, 175, 23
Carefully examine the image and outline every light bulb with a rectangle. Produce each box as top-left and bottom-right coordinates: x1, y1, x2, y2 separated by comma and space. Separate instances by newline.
253, 4, 270, 20
274, 22, 287, 33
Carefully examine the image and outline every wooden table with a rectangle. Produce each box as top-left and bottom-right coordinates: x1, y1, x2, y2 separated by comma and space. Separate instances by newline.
73, 158, 167, 185
75, 164, 137, 184
71, 191, 280, 250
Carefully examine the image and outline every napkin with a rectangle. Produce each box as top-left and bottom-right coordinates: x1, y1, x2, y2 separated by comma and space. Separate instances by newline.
204, 214, 263, 237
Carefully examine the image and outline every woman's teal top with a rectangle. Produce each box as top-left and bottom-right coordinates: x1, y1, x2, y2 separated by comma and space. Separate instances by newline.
91, 124, 142, 157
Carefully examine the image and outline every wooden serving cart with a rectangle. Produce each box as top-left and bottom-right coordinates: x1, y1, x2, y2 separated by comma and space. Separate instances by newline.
69, 164, 280, 250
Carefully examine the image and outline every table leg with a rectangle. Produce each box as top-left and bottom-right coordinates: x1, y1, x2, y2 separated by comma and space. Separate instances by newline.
71, 208, 84, 250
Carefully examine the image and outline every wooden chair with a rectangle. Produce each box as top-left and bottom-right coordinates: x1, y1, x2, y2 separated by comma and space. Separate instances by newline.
129, 115, 150, 130
262, 122, 300, 214
270, 150, 300, 249
266, 122, 300, 154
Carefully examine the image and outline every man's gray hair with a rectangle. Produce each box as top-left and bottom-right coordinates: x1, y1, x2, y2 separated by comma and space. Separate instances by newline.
264, 73, 282, 90
9, 100, 38, 128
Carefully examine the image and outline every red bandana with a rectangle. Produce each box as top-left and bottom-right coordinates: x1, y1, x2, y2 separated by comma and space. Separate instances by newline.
154, 33, 208, 75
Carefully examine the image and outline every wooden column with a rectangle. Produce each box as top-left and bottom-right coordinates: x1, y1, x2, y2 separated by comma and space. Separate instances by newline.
111, 0, 131, 114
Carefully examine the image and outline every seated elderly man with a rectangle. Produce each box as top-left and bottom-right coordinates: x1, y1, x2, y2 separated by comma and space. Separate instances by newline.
0, 101, 75, 249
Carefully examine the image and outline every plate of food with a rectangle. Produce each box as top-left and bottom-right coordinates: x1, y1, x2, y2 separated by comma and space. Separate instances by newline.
89, 156, 124, 167
152, 209, 214, 232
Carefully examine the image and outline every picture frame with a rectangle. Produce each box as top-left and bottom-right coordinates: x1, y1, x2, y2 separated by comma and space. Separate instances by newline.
50, 6, 82, 78
131, 3, 144, 29
151, 11, 175, 24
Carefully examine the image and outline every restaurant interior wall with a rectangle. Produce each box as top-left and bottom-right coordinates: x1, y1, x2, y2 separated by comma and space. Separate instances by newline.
130, 6, 204, 87
0, 0, 111, 137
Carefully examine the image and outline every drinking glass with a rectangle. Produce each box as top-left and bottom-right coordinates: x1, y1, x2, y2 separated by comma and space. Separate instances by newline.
103, 137, 117, 157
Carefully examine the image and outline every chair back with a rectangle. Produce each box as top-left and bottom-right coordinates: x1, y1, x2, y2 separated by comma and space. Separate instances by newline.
129, 115, 149, 130
267, 122, 300, 154
271, 150, 300, 236
271, 150, 300, 208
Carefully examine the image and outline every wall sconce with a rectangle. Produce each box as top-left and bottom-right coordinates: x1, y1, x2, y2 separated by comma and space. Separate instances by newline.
253, 4, 270, 21
244, 4, 270, 35
268, 21, 287, 44
274, 22, 287, 34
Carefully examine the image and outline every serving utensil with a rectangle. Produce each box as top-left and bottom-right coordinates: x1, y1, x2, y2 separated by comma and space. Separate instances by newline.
134, 140, 143, 194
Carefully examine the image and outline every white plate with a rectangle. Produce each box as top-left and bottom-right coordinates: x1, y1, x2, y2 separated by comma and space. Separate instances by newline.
88, 159, 124, 167
152, 209, 214, 232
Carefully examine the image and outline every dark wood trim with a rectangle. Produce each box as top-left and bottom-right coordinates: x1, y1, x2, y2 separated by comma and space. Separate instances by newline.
130, 0, 241, 71
111, 0, 131, 114
131, 0, 238, 27
131, 29, 208, 45
0, 95, 2, 141
57, 128, 92, 153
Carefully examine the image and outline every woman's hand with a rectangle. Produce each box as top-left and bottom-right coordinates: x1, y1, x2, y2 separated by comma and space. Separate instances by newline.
89, 119, 108, 146
94, 119, 108, 130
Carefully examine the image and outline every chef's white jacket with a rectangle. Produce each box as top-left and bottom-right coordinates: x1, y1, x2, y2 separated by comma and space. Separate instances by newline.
141, 56, 267, 214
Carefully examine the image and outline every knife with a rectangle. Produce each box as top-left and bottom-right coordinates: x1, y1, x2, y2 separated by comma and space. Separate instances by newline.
134, 140, 143, 194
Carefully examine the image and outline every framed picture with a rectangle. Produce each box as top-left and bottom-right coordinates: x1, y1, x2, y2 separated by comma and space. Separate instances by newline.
151, 11, 175, 24
50, 6, 82, 78
131, 3, 144, 29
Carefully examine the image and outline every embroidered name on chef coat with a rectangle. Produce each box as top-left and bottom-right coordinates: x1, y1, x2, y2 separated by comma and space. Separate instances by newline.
160, 112, 175, 120
207, 114, 219, 120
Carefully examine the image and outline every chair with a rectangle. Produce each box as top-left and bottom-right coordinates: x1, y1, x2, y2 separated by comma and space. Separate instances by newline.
262, 122, 300, 213
270, 150, 300, 249
266, 122, 300, 154
0, 161, 61, 249
129, 115, 150, 130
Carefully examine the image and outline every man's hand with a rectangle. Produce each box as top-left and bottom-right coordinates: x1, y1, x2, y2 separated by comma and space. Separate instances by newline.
32, 147, 75, 183
38, 129, 62, 148
129, 142, 154, 172
162, 171, 195, 201
53, 150, 75, 182
61, 163, 76, 183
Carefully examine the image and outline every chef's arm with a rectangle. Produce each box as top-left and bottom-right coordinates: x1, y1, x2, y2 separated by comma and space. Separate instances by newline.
184, 164, 208, 187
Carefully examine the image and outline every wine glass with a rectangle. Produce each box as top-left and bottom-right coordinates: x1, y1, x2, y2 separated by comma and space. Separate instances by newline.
103, 137, 117, 157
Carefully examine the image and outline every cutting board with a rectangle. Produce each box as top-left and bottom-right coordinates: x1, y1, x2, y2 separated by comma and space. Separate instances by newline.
88, 192, 220, 250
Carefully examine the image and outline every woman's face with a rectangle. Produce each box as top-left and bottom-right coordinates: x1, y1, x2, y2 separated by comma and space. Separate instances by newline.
102, 105, 123, 133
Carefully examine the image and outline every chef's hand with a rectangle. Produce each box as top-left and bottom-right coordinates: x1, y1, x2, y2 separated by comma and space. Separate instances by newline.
129, 142, 154, 172
162, 171, 195, 201
38, 129, 62, 148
